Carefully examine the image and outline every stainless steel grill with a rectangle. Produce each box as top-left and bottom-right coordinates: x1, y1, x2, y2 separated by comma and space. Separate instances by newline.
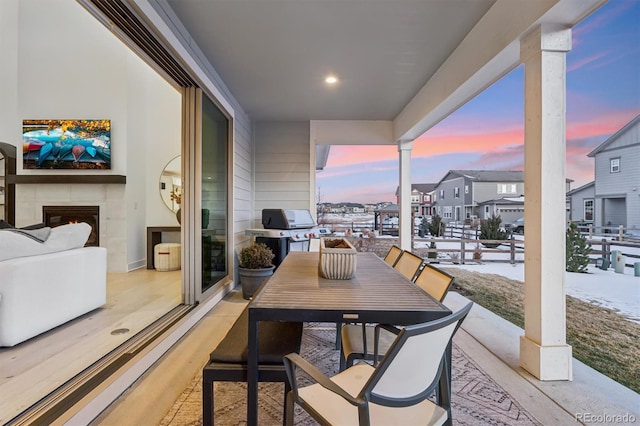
246, 209, 328, 267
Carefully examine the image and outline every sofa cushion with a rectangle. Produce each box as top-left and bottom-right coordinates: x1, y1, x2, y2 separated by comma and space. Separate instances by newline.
0, 222, 92, 262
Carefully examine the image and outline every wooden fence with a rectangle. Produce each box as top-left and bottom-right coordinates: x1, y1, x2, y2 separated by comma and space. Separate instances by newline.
343, 235, 639, 267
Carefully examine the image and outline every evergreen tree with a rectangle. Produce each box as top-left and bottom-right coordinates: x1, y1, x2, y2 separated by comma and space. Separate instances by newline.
566, 222, 592, 273
428, 214, 444, 237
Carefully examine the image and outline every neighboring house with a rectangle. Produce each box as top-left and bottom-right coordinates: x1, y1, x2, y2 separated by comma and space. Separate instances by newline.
432, 170, 524, 223
585, 114, 640, 232
476, 196, 525, 226
395, 183, 437, 217
567, 181, 595, 224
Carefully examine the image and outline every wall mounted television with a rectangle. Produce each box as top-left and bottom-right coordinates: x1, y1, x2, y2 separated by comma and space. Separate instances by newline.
23, 119, 111, 170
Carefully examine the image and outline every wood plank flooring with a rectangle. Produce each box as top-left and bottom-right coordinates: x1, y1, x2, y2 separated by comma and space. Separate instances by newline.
0, 268, 181, 424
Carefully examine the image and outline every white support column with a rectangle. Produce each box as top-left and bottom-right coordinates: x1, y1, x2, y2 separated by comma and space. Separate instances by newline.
398, 140, 413, 250
520, 25, 573, 381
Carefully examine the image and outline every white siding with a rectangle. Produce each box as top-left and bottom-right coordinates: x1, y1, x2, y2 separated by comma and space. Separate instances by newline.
253, 122, 311, 223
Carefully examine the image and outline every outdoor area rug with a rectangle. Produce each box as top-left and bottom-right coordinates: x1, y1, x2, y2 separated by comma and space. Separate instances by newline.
160, 323, 541, 426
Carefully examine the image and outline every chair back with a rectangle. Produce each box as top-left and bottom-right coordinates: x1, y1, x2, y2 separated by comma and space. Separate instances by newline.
308, 238, 320, 252
393, 251, 423, 281
383, 245, 403, 266
413, 263, 454, 302
363, 303, 473, 407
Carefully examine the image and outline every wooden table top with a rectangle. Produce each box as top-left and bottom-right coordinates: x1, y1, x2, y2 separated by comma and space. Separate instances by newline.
250, 252, 449, 323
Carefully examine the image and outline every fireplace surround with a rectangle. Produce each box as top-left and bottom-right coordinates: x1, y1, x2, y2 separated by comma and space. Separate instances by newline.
43, 205, 99, 247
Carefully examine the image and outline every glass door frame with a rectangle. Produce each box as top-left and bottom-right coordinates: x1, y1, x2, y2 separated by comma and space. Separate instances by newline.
182, 87, 234, 304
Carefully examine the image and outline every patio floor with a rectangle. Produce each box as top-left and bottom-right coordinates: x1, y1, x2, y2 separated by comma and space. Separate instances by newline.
93, 290, 640, 425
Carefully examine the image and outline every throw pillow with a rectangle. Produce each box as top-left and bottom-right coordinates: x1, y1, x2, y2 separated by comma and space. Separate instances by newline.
0, 222, 91, 262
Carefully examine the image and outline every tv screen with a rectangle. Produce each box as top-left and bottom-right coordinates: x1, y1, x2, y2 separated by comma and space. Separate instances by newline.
23, 119, 111, 169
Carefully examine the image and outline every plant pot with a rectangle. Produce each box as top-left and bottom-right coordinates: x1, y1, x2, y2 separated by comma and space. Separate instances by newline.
239, 266, 274, 299
319, 237, 357, 279
481, 242, 500, 249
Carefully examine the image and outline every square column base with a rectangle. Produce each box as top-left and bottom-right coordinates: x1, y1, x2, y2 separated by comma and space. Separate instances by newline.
520, 336, 573, 380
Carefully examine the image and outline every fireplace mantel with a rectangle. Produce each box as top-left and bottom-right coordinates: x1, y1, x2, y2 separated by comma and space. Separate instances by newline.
8, 175, 126, 184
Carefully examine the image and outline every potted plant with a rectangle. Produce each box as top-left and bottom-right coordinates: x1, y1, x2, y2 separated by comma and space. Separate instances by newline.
479, 214, 507, 248
427, 214, 443, 261
238, 242, 275, 299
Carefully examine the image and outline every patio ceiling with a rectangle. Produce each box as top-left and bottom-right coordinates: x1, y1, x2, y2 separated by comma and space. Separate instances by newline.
165, 0, 496, 122
162, 0, 604, 140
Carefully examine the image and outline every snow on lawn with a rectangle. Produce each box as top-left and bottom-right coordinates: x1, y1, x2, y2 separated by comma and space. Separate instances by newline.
439, 262, 640, 324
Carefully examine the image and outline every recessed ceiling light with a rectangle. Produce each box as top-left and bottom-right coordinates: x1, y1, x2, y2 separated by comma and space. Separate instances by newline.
325, 75, 338, 84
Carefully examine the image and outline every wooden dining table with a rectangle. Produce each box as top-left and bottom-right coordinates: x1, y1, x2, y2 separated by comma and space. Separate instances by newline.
246, 251, 454, 425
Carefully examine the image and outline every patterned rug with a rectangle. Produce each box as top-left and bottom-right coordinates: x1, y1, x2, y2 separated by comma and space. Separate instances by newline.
160, 323, 541, 425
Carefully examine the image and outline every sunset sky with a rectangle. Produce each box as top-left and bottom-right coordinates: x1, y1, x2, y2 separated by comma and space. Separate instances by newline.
317, 0, 640, 204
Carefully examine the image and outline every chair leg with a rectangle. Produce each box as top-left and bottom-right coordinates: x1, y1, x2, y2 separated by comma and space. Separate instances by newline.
282, 381, 292, 426
202, 377, 213, 426
339, 344, 347, 371
335, 321, 342, 349
285, 390, 295, 426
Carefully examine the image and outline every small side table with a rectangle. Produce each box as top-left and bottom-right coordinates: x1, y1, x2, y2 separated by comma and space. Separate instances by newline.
147, 226, 180, 269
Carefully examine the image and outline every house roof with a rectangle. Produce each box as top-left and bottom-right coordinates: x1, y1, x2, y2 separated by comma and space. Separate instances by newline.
477, 196, 525, 206
437, 170, 524, 185
566, 181, 595, 196
587, 114, 640, 157
394, 183, 437, 197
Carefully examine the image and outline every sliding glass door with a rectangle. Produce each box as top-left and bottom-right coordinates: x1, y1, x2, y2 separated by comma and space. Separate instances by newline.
200, 94, 229, 293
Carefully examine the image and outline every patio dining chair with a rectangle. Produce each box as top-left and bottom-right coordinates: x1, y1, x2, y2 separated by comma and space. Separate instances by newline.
413, 263, 455, 303
383, 244, 403, 266
392, 250, 423, 281
334, 244, 404, 349
283, 303, 473, 426
308, 238, 321, 252
339, 262, 454, 370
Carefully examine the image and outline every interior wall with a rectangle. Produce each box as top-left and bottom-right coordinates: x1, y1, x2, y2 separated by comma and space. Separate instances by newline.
0, 0, 181, 272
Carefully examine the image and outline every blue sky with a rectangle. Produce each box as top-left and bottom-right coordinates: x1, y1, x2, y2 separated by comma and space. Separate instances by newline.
318, 0, 640, 204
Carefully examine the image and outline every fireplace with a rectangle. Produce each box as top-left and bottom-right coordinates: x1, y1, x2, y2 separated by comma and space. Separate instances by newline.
43, 205, 99, 247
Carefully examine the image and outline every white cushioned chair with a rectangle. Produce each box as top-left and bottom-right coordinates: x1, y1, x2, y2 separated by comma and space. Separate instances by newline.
339, 263, 456, 370
283, 303, 473, 426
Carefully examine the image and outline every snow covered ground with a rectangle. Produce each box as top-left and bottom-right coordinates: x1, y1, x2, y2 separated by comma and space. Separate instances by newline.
439, 262, 639, 324
321, 213, 639, 323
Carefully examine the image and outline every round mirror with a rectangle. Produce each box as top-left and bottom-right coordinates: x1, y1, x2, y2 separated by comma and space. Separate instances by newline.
160, 156, 181, 213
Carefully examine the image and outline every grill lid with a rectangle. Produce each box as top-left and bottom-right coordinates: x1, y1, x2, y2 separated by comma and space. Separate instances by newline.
262, 209, 316, 230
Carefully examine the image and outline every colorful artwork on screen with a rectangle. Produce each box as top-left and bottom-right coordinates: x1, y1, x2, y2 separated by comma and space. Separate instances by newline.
22, 119, 111, 169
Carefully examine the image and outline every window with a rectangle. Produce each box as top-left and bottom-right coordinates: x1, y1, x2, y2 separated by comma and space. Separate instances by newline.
443, 206, 452, 219
411, 194, 420, 203
464, 185, 469, 194
610, 158, 620, 173
497, 183, 517, 194
454, 187, 460, 198
584, 199, 594, 221
439, 189, 445, 199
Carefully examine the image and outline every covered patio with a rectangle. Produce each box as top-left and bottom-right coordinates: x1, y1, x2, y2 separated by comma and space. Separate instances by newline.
93, 288, 638, 425
22, 0, 639, 423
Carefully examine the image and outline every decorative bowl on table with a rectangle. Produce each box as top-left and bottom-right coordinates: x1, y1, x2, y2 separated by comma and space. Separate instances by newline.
319, 237, 357, 279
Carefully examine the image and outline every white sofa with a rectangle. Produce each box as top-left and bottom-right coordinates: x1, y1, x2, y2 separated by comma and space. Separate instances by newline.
0, 223, 107, 346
